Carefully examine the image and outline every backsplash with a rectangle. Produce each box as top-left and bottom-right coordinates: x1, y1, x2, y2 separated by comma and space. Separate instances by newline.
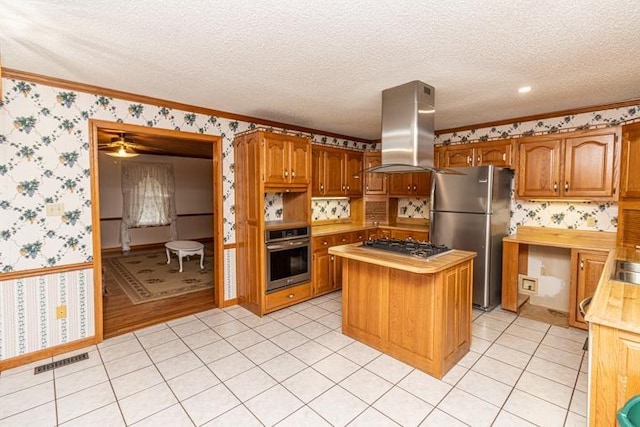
397, 198, 429, 219
312, 199, 350, 221
510, 199, 617, 234
264, 193, 284, 221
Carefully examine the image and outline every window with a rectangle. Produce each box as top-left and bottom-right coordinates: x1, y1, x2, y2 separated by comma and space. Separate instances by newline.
120, 162, 177, 251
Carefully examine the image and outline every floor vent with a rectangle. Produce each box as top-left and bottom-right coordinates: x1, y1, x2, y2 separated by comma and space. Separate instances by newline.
34, 352, 89, 375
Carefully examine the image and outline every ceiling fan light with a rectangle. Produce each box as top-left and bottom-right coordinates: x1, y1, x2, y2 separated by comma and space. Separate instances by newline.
105, 146, 139, 158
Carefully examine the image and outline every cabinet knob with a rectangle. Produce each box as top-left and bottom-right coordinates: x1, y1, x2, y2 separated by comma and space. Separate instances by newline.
346, 185, 350, 191
330, 255, 334, 261
284, 169, 288, 177
412, 184, 417, 191
502, 153, 507, 161
467, 155, 472, 164
342, 185, 346, 191
580, 260, 584, 270
287, 293, 294, 299
341, 238, 347, 242
477, 155, 481, 164
323, 241, 328, 245
565, 181, 569, 192
553, 182, 558, 192
366, 185, 369, 191
407, 185, 411, 191
320, 184, 324, 191
291, 170, 296, 177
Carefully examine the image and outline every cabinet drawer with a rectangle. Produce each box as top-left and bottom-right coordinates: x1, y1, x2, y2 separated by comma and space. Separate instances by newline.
313, 235, 337, 251
350, 230, 368, 243
392, 229, 429, 241
334, 233, 351, 246
265, 282, 312, 312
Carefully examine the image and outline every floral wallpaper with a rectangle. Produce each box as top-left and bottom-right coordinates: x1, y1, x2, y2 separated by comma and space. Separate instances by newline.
510, 200, 617, 233
0, 78, 367, 273
264, 193, 284, 221
397, 198, 429, 219
311, 198, 350, 221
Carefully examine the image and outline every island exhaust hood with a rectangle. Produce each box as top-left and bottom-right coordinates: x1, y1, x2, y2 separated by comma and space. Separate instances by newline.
368, 80, 443, 173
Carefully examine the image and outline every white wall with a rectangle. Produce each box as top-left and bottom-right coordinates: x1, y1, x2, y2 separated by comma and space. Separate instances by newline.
521, 246, 572, 312
98, 152, 214, 249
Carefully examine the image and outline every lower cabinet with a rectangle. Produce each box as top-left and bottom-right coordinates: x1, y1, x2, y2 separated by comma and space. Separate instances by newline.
312, 230, 367, 296
569, 249, 608, 329
265, 282, 312, 313
368, 227, 428, 241
589, 324, 640, 426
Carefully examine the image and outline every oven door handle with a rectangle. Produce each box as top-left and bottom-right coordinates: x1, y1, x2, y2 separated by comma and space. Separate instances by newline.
266, 240, 309, 250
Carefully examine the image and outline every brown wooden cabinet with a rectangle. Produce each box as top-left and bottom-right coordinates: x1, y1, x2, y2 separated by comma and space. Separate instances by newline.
435, 139, 514, 169
589, 325, 640, 426
620, 122, 640, 198
388, 172, 431, 197
312, 230, 367, 296
263, 133, 311, 187
569, 249, 607, 329
312, 146, 363, 196
363, 152, 387, 195
516, 128, 619, 200
234, 130, 312, 316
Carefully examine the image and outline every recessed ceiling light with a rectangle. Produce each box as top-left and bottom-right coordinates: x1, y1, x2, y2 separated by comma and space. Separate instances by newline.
518, 86, 532, 94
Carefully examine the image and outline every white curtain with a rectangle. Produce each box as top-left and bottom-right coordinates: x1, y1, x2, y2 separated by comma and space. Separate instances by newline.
120, 162, 178, 251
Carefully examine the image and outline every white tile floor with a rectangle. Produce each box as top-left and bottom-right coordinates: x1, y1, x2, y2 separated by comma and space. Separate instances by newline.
0, 291, 589, 426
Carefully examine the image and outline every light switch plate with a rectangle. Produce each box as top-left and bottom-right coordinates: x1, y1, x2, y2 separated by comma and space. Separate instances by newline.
45, 202, 64, 216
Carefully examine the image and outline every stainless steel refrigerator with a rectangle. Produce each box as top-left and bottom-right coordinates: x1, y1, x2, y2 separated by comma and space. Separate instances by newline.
430, 165, 512, 311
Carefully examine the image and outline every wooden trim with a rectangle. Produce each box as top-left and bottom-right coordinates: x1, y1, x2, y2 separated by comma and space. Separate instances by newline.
101, 212, 214, 221
436, 98, 640, 136
2, 67, 372, 144
0, 336, 97, 372
0, 262, 92, 282
223, 243, 238, 250
222, 298, 238, 308
89, 119, 225, 342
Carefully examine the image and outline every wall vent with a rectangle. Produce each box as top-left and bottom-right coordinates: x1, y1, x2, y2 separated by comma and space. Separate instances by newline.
34, 352, 89, 375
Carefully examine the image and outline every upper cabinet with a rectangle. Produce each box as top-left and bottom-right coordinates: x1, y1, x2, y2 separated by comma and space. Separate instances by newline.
516, 128, 619, 200
312, 146, 363, 197
620, 122, 640, 199
388, 172, 431, 197
363, 151, 387, 195
263, 133, 311, 187
435, 139, 514, 169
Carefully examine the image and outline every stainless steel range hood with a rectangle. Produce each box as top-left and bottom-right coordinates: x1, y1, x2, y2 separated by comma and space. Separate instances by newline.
368, 80, 442, 173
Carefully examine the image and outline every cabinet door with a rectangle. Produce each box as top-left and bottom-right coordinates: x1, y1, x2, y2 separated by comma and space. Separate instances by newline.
564, 131, 616, 198
433, 146, 445, 169
569, 249, 607, 329
412, 172, 432, 197
332, 254, 343, 290
517, 138, 562, 198
621, 123, 640, 198
313, 251, 333, 295
364, 152, 387, 194
615, 330, 640, 423
445, 146, 474, 167
324, 149, 344, 196
289, 138, 311, 185
311, 148, 325, 196
477, 142, 513, 167
345, 151, 363, 196
263, 135, 288, 185
388, 173, 413, 196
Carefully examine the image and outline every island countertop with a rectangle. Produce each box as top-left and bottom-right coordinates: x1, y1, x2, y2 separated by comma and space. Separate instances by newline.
328, 242, 476, 274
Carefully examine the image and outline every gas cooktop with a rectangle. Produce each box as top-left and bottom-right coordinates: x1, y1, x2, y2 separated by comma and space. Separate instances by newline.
361, 238, 451, 259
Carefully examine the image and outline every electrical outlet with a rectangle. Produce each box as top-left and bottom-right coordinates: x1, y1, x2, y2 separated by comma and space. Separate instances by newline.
586, 216, 596, 227
56, 305, 67, 319
518, 274, 538, 295
46, 202, 64, 216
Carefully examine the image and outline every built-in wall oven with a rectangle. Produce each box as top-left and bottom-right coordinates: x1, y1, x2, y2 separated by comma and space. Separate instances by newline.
265, 225, 311, 293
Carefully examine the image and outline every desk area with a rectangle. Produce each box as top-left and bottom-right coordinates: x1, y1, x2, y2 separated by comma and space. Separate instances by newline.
501, 226, 616, 329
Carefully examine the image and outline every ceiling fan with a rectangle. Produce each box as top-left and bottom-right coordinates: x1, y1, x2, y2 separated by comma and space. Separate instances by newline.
99, 133, 166, 158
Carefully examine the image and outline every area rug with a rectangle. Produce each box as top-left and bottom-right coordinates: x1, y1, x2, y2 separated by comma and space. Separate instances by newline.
103, 248, 213, 305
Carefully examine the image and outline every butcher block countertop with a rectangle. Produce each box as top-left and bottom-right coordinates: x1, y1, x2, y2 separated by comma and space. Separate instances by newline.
585, 247, 640, 334
503, 225, 616, 250
329, 242, 476, 274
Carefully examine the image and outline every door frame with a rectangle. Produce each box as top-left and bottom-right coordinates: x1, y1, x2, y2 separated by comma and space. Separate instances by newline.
88, 119, 224, 341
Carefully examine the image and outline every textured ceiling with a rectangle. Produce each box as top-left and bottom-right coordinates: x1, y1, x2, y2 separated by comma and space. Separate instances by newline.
2, 0, 639, 140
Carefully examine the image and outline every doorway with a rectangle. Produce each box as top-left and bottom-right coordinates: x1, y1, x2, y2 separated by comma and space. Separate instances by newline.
88, 119, 224, 339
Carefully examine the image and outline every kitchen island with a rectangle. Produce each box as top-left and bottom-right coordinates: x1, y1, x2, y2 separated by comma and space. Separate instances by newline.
329, 243, 476, 379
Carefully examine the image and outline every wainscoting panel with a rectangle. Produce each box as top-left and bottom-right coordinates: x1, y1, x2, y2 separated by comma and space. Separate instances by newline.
0, 268, 94, 361
223, 248, 237, 300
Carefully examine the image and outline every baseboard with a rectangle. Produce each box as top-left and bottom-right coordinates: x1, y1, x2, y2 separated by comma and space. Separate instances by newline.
0, 336, 98, 372
101, 237, 214, 255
